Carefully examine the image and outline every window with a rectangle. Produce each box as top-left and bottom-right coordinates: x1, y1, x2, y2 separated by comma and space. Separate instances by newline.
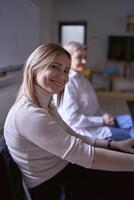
58, 21, 87, 46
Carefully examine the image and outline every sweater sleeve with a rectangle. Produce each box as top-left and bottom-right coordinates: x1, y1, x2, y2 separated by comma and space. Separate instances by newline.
15, 105, 95, 169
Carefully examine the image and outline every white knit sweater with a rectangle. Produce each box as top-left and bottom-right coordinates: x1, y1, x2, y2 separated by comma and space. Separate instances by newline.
4, 85, 94, 188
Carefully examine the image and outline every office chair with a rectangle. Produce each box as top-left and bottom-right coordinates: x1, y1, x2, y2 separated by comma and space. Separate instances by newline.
0, 135, 32, 200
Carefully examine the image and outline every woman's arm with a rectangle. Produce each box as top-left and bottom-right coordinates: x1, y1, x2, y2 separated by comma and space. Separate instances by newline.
92, 147, 134, 171
94, 137, 134, 153
76, 131, 134, 171
56, 112, 134, 171
57, 112, 134, 154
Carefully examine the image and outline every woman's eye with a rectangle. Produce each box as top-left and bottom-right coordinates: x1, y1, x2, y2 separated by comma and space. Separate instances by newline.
64, 69, 70, 75
51, 65, 59, 70
51, 64, 69, 75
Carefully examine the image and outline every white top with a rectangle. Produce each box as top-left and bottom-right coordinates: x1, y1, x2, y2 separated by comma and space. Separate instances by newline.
55, 70, 112, 139
4, 85, 95, 188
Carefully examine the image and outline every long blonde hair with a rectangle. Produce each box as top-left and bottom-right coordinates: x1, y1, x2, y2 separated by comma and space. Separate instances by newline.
16, 43, 71, 107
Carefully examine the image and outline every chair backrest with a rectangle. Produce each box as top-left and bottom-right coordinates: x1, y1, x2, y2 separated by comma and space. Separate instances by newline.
0, 135, 32, 200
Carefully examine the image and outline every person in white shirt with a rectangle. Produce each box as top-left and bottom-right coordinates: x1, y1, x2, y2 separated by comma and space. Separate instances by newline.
4, 43, 134, 200
54, 41, 133, 141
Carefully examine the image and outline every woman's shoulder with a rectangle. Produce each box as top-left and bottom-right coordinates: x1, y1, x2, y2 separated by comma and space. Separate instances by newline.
13, 97, 49, 123
69, 71, 89, 88
69, 70, 79, 78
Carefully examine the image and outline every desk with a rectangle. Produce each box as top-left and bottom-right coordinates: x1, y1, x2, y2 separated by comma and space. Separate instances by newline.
96, 91, 134, 115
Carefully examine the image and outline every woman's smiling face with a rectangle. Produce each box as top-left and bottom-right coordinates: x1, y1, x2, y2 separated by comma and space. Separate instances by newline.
71, 47, 86, 72
36, 54, 71, 94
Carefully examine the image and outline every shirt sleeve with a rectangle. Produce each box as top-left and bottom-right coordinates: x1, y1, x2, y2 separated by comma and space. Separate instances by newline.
58, 78, 104, 130
16, 106, 95, 169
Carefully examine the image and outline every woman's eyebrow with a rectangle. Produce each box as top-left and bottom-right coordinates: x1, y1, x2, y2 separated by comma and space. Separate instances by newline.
53, 62, 62, 66
53, 62, 69, 68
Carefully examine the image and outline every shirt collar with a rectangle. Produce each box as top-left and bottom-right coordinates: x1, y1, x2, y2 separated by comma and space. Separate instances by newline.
70, 69, 81, 78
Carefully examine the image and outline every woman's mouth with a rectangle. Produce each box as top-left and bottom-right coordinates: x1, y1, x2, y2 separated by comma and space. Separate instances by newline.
52, 80, 65, 88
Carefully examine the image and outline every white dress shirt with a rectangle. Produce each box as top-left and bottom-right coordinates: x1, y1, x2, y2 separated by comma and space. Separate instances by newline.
55, 70, 112, 139
4, 85, 94, 188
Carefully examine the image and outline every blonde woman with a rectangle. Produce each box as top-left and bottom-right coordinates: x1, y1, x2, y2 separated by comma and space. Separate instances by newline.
54, 41, 132, 141
4, 43, 134, 200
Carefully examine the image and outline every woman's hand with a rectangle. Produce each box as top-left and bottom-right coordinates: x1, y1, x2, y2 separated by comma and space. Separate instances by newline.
112, 138, 134, 154
102, 113, 115, 126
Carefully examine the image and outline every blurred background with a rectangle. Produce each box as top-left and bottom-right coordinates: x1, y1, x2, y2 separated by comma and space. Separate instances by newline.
0, 0, 134, 134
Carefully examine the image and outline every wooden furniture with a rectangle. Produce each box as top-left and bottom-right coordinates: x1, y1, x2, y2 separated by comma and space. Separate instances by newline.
96, 91, 134, 115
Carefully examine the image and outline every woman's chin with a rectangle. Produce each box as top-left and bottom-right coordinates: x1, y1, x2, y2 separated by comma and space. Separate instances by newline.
52, 88, 63, 94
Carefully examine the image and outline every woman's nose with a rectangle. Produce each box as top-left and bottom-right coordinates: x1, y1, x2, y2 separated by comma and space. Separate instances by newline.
82, 58, 86, 64
60, 71, 68, 80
